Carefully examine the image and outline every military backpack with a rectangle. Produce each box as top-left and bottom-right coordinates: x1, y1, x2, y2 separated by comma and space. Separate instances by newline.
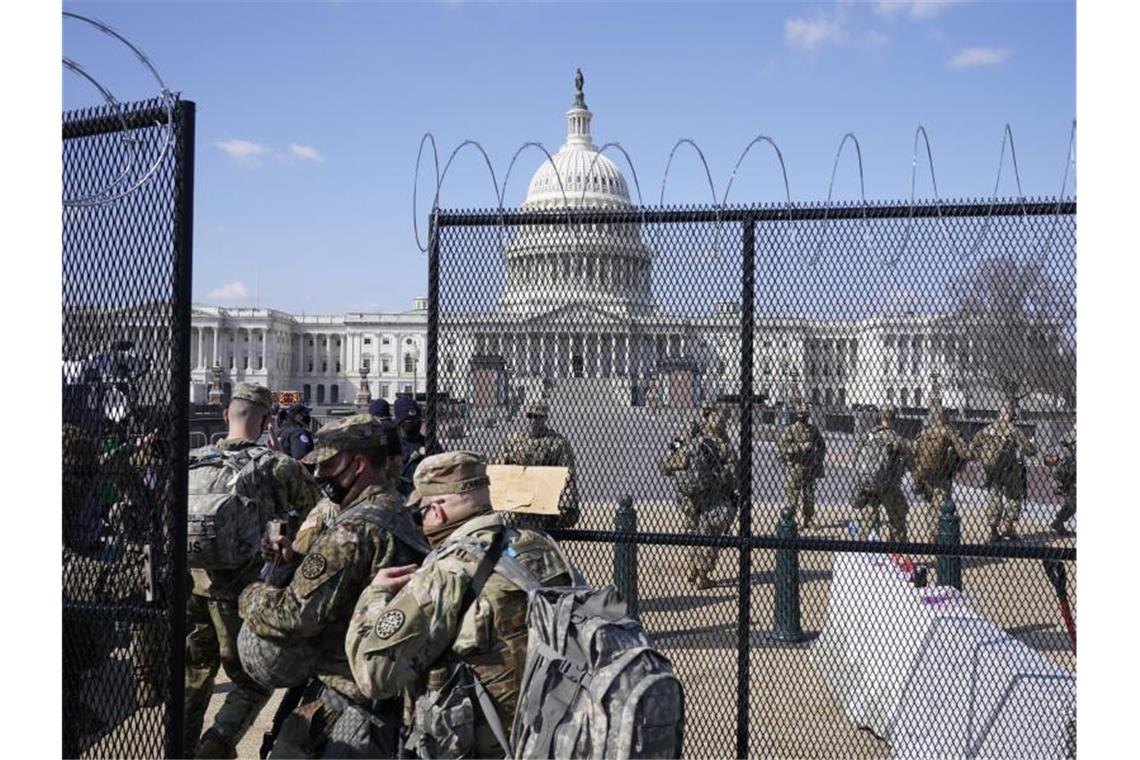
974, 427, 1018, 482
912, 425, 961, 483
186, 445, 278, 570
854, 430, 900, 491
407, 531, 685, 760
674, 435, 725, 500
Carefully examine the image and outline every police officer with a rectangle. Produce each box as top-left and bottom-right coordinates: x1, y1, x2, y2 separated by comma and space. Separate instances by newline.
345, 451, 576, 758
491, 399, 580, 528
367, 397, 392, 422
276, 403, 315, 461
185, 383, 321, 758
394, 396, 437, 498
238, 414, 428, 758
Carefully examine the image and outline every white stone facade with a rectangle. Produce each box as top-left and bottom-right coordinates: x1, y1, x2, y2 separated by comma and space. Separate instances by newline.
189, 299, 428, 406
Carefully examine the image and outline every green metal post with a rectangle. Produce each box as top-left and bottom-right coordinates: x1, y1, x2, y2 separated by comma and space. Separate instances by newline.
614, 495, 639, 618
936, 495, 963, 590
772, 502, 803, 642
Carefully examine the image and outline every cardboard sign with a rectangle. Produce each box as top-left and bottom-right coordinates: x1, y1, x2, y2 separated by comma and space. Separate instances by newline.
487, 464, 570, 516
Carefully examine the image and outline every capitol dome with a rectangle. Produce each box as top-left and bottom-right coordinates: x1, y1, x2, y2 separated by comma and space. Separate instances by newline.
502, 71, 653, 315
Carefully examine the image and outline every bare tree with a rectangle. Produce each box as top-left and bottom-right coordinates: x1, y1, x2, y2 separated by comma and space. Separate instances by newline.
949, 256, 1075, 409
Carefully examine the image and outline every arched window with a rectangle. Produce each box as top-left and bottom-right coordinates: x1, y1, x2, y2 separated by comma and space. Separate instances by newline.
330, 385, 339, 404
303, 384, 311, 403
405, 354, 416, 373
838, 387, 846, 406
317, 384, 326, 404
914, 387, 922, 406
825, 388, 834, 406
811, 388, 821, 404
887, 387, 895, 403
901, 388, 909, 406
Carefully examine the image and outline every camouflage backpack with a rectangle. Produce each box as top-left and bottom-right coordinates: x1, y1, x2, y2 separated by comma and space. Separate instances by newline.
186, 445, 278, 570
673, 436, 724, 500
408, 534, 685, 760
854, 430, 899, 491
974, 426, 1017, 482
912, 425, 959, 483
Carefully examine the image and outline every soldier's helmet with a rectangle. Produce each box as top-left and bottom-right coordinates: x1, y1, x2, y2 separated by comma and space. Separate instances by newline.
237, 623, 319, 689
524, 400, 550, 418
793, 402, 810, 418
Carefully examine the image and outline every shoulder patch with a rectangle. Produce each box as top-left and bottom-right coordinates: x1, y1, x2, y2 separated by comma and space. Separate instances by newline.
374, 609, 406, 639
300, 553, 328, 580
300, 433, 312, 444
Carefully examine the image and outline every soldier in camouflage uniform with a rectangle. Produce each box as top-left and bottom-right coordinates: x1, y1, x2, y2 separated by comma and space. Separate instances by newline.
911, 407, 972, 542
972, 405, 1039, 542
238, 414, 427, 758
1043, 426, 1076, 537
491, 399, 580, 528
345, 451, 576, 758
852, 406, 913, 542
661, 420, 703, 531
777, 403, 827, 530
662, 425, 737, 589
185, 383, 321, 758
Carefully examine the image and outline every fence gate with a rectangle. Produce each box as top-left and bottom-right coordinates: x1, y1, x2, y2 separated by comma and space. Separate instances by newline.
62, 97, 194, 758
428, 198, 1076, 758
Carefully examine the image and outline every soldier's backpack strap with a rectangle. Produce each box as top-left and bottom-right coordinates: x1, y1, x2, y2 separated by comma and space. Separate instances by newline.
334, 503, 431, 558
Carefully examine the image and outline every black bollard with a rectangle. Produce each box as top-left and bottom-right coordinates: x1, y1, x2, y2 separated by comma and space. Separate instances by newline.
614, 495, 639, 618
936, 495, 963, 590
772, 503, 803, 642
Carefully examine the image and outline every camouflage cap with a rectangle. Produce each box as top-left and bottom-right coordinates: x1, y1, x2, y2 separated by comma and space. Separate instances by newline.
524, 400, 550, 418
793, 402, 810, 416
405, 450, 490, 507
700, 401, 718, 415
300, 413, 391, 466
231, 382, 273, 410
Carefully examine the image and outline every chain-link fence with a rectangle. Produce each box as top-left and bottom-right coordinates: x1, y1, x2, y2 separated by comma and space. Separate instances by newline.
427, 199, 1076, 757
63, 96, 194, 758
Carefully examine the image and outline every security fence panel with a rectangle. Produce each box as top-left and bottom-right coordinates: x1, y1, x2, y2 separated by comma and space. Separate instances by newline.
62, 97, 194, 758
428, 199, 1075, 758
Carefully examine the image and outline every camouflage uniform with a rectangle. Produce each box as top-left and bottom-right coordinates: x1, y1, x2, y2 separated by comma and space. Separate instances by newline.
852, 420, 913, 542
238, 415, 425, 759
346, 452, 574, 758
491, 400, 580, 529
663, 432, 737, 589
777, 413, 826, 529
972, 417, 1039, 541
662, 420, 703, 531
185, 384, 321, 758
1044, 427, 1076, 535
911, 418, 972, 542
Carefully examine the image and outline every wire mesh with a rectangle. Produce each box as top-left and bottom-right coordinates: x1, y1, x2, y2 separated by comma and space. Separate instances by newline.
429, 199, 1076, 757
62, 96, 193, 758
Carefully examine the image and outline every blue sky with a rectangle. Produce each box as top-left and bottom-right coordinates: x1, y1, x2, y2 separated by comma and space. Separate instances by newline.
61, 0, 1075, 315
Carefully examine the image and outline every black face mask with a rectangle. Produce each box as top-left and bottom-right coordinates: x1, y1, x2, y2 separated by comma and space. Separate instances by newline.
316, 460, 356, 504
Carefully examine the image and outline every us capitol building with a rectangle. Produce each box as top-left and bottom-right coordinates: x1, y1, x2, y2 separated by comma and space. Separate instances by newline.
190, 75, 1059, 414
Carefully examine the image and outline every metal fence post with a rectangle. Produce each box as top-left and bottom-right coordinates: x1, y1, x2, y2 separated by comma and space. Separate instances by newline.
614, 495, 639, 618
772, 502, 804, 642
735, 216, 756, 758
937, 496, 963, 590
